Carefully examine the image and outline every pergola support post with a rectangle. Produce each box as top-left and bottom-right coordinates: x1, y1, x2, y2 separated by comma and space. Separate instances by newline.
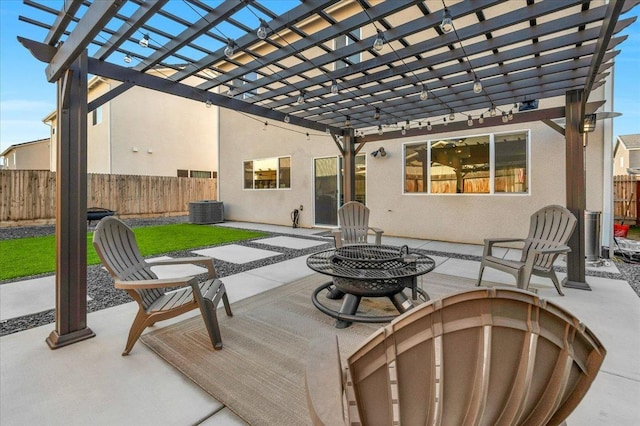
46, 50, 95, 349
342, 129, 356, 203
563, 89, 591, 291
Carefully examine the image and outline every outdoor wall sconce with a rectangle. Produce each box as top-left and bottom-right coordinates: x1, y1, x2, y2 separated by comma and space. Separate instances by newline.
132, 147, 139, 152
371, 147, 386, 158
147, 148, 153, 154
582, 114, 597, 133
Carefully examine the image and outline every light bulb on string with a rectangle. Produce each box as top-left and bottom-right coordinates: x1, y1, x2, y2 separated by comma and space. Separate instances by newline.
449, 110, 455, 121
257, 19, 269, 39
473, 78, 482, 94
373, 30, 385, 51
440, 8, 453, 33
284, 114, 290, 123
139, 33, 150, 48
345, 116, 351, 127
443, 117, 448, 126
490, 105, 497, 117
406, 120, 411, 130
467, 115, 473, 126
427, 121, 432, 131
306, 133, 310, 141
224, 39, 236, 58
508, 109, 514, 121
123, 54, 132, 64
419, 85, 428, 101
401, 126, 406, 136
479, 113, 484, 124
374, 107, 381, 120
418, 121, 423, 129
330, 80, 339, 95
205, 100, 212, 108
378, 125, 383, 135
297, 91, 305, 105
502, 112, 508, 123
263, 121, 268, 131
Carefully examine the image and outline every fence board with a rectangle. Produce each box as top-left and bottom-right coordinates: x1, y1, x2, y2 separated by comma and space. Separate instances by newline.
0, 170, 216, 222
614, 175, 639, 225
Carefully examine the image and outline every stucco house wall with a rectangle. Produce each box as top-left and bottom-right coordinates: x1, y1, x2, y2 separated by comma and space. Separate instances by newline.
218, 90, 609, 245
46, 74, 218, 177
613, 134, 640, 175
0, 139, 50, 170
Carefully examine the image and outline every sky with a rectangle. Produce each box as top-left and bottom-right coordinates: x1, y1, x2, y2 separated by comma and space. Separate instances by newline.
1, 1, 639, 154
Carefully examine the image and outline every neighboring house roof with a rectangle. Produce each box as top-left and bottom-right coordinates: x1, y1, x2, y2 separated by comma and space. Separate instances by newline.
618, 134, 640, 150
0, 138, 49, 157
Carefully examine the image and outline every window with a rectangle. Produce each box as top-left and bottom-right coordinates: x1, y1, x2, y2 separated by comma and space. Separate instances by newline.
190, 170, 213, 178
244, 156, 291, 189
334, 30, 360, 70
177, 169, 189, 177
92, 106, 102, 125
404, 131, 528, 194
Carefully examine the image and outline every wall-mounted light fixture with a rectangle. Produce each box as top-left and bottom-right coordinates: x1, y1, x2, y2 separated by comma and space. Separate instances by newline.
371, 147, 386, 158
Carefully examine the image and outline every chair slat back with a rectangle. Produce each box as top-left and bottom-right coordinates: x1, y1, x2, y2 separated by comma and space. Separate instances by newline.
93, 217, 163, 309
338, 201, 371, 245
347, 288, 605, 426
521, 205, 577, 269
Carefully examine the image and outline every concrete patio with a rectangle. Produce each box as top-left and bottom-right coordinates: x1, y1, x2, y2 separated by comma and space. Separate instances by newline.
1, 221, 639, 425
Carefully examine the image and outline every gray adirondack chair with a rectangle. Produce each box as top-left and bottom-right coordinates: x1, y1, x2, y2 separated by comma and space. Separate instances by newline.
305, 287, 605, 426
477, 205, 577, 295
332, 201, 383, 248
92, 216, 232, 355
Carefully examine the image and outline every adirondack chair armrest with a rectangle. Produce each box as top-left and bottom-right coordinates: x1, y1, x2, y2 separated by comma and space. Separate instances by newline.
483, 238, 525, 256
368, 227, 384, 244
331, 229, 344, 248
114, 276, 197, 290
147, 256, 217, 278
305, 335, 347, 426
531, 245, 572, 255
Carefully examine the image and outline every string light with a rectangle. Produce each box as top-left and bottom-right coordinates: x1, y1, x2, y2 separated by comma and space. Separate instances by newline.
419, 85, 428, 101
440, 8, 453, 33
123, 54, 132, 63
418, 121, 423, 129
139, 33, 150, 48
345, 115, 351, 127
473, 78, 482, 94
330, 80, 339, 95
306, 132, 310, 141
467, 115, 473, 126
406, 120, 411, 130
378, 125, 383, 135
284, 114, 290, 123
257, 19, 269, 40
224, 39, 236, 58
479, 113, 484, 124
205, 100, 212, 108
226, 86, 236, 98
502, 111, 508, 123
508, 109, 514, 121
373, 29, 385, 51
297, 90, 305, 105
490, 104, 497, 117
401, 126, 406, 135
449, 110, 455, 121
427, 121, 432, 131
443, 117, 448, 126
263, 121, 268, 130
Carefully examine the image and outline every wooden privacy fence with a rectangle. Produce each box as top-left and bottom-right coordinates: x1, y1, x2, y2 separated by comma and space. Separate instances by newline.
0, 170, 217, 222
614, 175, 639, 225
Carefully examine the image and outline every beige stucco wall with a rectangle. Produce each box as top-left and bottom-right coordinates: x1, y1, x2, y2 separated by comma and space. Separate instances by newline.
47, 76, 218, 177
1, 140, 50, 170
109, 84, 218, 177
219, 92, 608, 244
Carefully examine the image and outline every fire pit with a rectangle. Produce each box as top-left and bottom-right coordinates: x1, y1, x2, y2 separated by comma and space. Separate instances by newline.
87, 207, 116, 225
307, 244, 435, 328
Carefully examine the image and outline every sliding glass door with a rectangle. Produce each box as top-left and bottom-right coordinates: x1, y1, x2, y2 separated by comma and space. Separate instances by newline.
314, 155, 366, 226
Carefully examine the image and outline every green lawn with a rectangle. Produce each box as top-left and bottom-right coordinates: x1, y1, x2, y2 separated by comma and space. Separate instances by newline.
0, 224, 267, 281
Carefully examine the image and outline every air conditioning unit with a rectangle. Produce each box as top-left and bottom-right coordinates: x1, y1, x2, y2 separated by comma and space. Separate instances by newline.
189, 201, 224, 224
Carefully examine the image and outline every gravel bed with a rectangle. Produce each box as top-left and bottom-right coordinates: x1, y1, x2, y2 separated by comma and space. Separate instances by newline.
2, 216, 639, 336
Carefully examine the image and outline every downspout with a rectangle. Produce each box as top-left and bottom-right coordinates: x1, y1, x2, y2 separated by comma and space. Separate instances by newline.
602, 64, 615, 258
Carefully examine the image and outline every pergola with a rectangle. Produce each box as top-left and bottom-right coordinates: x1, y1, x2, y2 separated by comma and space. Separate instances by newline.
17, 0, 637, 348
